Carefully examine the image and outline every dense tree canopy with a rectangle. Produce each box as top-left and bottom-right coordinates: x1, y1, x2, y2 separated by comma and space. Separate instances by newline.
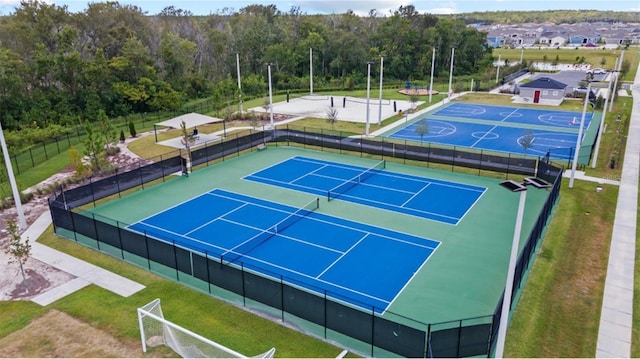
0, 1, 497, 130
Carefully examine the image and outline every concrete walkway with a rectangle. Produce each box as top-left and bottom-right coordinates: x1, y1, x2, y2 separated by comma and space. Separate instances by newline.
595, 64, 640, 357
23, 211, 145, 306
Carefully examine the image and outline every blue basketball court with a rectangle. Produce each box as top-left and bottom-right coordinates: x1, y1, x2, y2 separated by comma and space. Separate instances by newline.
432, 102, 594, 129
128, 189, 439, 313
387, 102, 594, 159
243, 156, 486, 225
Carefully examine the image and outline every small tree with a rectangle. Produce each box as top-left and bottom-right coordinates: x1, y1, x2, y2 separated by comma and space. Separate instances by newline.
5, 218, 31, 281
180, 120, 195, 174
409, 91, 419, 111
119, 129, 126, 143
69, 145, 90, 178
600, 57, 607, 66
128, 120, 137, 137
262, 97, 271, 117
520, 129, 535, 157
326, 106, 339, 131
97, 110, 117, 154
83, 122, 106, 173
414, 119, 429, 145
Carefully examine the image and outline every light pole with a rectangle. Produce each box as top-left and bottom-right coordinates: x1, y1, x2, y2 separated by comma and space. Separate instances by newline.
496, 54, 502, 84
267, 63, 274, 129
495, 180, 528, 358
591, 72, 615, 168
569, 74, 593, 188
236, 53, 243, 113
0, 121, 27, 230
448, 48, 455, 102
366, 61, 374, 136
378, 56, 384, 126
429, 47, 436, 103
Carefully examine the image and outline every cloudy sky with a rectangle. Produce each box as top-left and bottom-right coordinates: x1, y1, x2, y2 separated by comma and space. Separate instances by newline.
1, 0, 638, 15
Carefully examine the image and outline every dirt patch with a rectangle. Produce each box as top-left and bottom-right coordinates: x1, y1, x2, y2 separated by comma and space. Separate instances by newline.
0, 136, 148, 301
398, 88, 440, 96
0, 309, 144, 357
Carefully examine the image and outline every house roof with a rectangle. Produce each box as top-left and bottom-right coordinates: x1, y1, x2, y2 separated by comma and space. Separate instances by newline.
519, 77, 567, 90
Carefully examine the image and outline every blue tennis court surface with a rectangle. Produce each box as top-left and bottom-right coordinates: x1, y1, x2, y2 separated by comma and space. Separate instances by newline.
128, 189, 439, 313
433, 102, 594, 130
390, 118, 579, 159
243, 156, 486, 225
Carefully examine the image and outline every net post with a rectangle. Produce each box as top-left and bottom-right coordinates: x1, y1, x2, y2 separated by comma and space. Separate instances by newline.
137, 307, 148, 353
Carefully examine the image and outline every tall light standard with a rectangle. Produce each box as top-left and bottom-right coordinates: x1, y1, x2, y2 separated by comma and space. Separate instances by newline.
378, 56, 384, 126
236, 53, 243, 113
309, 47, 313, 94
495, 54, 502, 84
267, 63, 274, 129
495, 180, 528, 358
0, 121, 26, 230
569, 74, 593, 188
448, 48, 455, 102
591, 72, 615, 168
365, 61, 374, 136
429, 47, 436, 103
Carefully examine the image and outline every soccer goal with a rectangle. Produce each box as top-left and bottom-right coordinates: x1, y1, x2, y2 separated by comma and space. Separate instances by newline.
137, 298, 276, 358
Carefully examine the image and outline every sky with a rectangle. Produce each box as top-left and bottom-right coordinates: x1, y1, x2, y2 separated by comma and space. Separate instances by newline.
0, 0, 639, 16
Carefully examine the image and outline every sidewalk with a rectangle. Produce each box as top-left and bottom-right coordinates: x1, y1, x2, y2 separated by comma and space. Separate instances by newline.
595, 65, 640, 357
23, 211, 145, 306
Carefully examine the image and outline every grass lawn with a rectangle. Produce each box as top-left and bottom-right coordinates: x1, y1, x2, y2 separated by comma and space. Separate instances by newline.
0, 228, 349, 358
505, 179, 617, 357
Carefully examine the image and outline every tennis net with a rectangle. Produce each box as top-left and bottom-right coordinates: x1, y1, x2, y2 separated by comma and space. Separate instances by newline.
221, 198, 319, 265
327, 160, 385, 201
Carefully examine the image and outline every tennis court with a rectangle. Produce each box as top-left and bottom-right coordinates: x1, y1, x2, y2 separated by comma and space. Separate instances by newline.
243, 156, 486, 225
387, 102, 595, 160
128, 188, 439, 313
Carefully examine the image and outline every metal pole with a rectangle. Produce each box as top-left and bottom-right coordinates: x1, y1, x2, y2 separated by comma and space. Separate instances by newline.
591, 77, 612, 168
520, 46, 524, 63
496, 54, 502, 84
366, 62, 373, 136
236, 53, 243, 113
267, 63, 274, 129
569, 81, 591, 188
429, 47, 435, 103
0, 121, 27, 230
609, 52, 623, 112
448, 48, 455, 102
495, 188, 527, 358
378, 56, 384, 126
309, 47, 313, 94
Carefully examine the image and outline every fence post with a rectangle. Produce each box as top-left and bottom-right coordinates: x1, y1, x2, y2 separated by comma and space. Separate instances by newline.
12, 154, 20, 174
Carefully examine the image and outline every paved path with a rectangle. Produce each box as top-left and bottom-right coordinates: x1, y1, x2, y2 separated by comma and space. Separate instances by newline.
23, 211, 145, 306
595, 64, 640, 357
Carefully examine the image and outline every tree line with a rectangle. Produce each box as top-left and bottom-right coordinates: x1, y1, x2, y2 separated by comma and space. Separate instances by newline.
0, 1, 492, 134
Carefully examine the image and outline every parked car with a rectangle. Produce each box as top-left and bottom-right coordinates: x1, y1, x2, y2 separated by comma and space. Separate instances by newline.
573, 87, 590, 94
587, 68, 607, 74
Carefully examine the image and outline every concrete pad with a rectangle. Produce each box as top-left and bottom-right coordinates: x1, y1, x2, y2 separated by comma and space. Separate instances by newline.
83, 267, 145, 297
596, 334, 631, 358
31, 277, 90, 306
249, 94, 416, 124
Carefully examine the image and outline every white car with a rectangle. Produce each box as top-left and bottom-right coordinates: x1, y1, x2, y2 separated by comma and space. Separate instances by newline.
587, 68, 607, 74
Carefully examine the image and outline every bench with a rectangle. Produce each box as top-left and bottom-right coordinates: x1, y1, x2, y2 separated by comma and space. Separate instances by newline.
257, 144, 266, 151
524, 177, 552, 189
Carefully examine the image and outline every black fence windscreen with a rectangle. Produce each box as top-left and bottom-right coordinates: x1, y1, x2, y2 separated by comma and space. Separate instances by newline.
48, 129, 563, 358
